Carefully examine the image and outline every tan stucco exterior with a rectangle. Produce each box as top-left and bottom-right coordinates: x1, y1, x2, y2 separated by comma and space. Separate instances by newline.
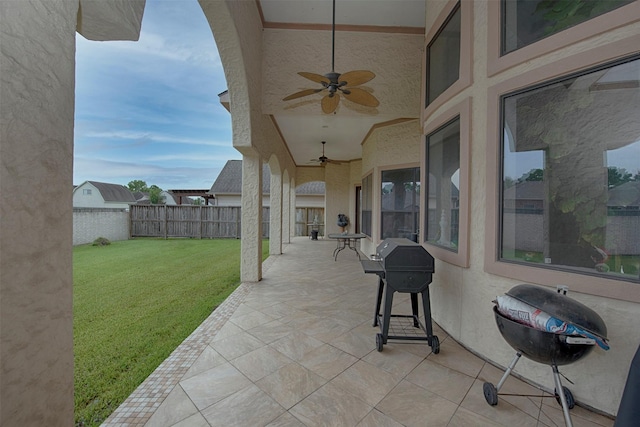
1, 0, 639, 424
1, 1, 146, 424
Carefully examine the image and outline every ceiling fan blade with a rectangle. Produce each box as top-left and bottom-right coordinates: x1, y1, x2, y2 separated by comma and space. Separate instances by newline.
326, 159, 343, 164
321, 93, 340, 114
298, 72, 330, 85
342, 87, 379, 107
282, 88, 323, 101
339, 70, 375, 86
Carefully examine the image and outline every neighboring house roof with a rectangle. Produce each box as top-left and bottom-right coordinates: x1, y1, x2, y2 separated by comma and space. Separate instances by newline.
297, 181, 325, 195
503, 180, 544, 200
133, 190, 190, 205
77, 181, 137, 203
427, 180, 460, 199
209, 160, 325, 195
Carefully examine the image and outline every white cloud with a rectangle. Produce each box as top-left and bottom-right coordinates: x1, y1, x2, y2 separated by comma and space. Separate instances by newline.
80, 130, 231, 147
74, 157, 224, 189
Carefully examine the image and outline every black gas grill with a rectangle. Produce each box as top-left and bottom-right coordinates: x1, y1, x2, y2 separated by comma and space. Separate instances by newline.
361, 238, 439, 353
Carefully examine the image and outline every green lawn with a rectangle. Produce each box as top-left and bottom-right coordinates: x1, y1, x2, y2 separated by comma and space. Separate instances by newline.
73, 238, 269, 427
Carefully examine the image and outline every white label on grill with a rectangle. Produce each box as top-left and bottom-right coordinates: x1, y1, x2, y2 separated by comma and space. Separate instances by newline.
565, 337, 596, 345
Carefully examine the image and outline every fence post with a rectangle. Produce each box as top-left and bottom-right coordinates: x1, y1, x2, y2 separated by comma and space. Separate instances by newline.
236, 207, 240, 239
164, 205, 168, 239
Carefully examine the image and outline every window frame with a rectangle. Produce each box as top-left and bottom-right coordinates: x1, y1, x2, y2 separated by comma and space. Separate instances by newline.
425, 2, 461, 108
487, 0, 640, 77
422, 0, 473, 122
422, 98, 471, 268
361, 172, 373, 238
485, 38, 640, 302
500, 0, 634, 56
425, 116, 461, 253
379, 165, 421, 241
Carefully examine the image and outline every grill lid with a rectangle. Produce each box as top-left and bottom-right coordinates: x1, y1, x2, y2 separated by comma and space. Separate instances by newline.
376, 238, 435, 273
507, 284, 607, 339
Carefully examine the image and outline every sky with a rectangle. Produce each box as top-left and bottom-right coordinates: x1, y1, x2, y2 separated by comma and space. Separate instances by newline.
74, 0, 239, 191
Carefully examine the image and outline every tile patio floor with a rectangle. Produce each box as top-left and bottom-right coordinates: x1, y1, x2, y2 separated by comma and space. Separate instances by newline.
102, 237, 615, 427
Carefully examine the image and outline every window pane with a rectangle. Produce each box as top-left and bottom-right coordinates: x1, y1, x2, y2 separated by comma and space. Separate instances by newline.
426, 118, 460, 251
502, 0, 633, 55
362, 174, 372, 237
501, 56, 640, 281
426, 3, 461, 106
381, 168, 420, 240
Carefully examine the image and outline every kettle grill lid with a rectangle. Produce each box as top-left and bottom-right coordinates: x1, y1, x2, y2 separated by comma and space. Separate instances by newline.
506, 284, 607, 339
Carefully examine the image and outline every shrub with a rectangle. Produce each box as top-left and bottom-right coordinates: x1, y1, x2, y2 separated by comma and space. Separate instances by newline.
92, 237, 111, 246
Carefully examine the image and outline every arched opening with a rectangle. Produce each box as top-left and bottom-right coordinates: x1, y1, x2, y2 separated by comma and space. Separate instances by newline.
294, 181, 326, 237
73, 1, 234, 424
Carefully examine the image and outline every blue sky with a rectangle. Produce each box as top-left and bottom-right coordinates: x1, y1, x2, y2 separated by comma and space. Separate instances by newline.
74, 0, 238, 190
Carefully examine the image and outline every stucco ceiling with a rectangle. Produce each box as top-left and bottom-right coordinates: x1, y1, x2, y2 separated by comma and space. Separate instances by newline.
256, 0, 426, 167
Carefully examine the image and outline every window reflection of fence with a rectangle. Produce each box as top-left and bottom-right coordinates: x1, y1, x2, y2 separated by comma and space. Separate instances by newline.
502, 210, 639, 255
382, 211, 420, 240
130, 205, 269, 239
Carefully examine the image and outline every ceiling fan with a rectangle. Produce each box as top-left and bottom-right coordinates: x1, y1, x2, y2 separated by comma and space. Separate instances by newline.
282, 0, 380, 114
309, 141, 342, 165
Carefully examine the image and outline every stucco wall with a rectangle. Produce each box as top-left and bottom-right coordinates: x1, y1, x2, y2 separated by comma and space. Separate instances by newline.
73, 208, 130, 246
325, 163, 352, 235
419, 0, 640, 416
0, 1, 77, 424
1, 1, 144, 424
360, 120, 422, 258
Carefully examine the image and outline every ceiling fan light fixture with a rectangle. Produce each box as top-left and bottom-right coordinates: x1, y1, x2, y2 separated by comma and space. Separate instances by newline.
309, 140, 343, 165
282, 0, 379, 114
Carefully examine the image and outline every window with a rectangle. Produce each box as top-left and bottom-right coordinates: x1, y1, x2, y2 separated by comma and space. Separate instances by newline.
500, 55, 640, 282
362, 174, 372, 237
83, 189, 92, 195
501, 0, 633, 55
425, 2, 460, 107
381, 167, 420, 240
426, 118, 460, 252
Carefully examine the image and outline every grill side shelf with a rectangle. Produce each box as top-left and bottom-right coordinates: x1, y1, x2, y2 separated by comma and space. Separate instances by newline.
361, 260, 384, 277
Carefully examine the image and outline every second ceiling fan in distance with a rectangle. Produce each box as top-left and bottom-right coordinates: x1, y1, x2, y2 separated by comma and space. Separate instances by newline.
310, 141, 342, 166
282, 0, 380, 114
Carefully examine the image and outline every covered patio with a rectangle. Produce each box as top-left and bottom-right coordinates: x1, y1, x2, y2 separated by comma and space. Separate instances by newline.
2, 1, 638, 424
103, 237, 613, 427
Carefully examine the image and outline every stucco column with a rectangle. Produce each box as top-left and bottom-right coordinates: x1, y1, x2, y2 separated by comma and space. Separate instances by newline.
269, 170, 283, 254
282, 173, 291, 244
1, 2, 77, 424
1, 2, 145, 425
241, 153, 263, 281
289, 177, 297, 239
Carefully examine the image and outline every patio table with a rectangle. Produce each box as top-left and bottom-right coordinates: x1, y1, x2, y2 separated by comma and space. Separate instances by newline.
328, 233, 365, 261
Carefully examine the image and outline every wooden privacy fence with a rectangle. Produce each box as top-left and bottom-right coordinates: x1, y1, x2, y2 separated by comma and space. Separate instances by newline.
130, 205, 270, 239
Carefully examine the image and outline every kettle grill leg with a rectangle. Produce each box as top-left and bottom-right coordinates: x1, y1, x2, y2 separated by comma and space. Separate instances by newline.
483, 352, 522, 406
552, 365, 574, 427
496, 352, 522, 392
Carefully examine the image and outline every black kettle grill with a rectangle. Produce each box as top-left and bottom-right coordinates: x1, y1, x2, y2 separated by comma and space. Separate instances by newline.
483, 284, 608, 427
